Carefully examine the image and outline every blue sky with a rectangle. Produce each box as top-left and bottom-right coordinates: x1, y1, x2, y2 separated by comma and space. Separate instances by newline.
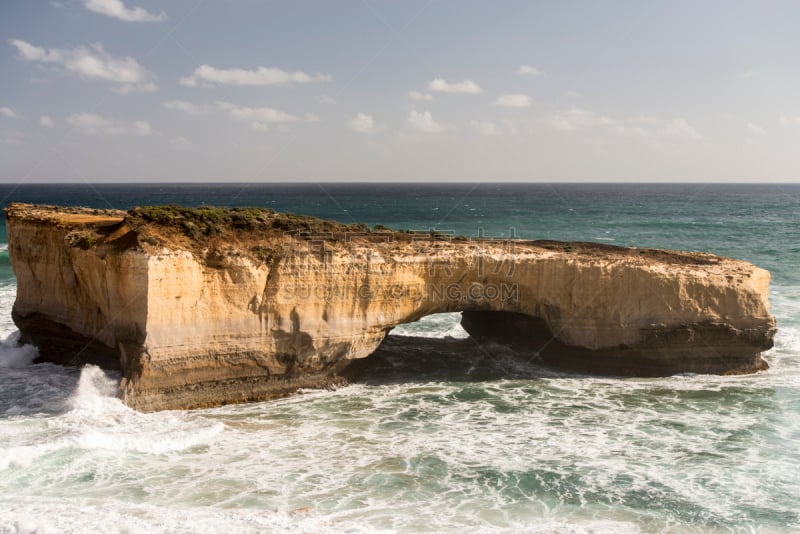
1, 0, 799, 182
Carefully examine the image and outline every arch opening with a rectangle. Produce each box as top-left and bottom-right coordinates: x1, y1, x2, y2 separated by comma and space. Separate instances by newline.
341, 311, 566, 385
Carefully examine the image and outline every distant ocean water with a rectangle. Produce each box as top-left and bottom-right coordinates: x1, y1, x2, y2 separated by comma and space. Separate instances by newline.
0, 183, 798, 533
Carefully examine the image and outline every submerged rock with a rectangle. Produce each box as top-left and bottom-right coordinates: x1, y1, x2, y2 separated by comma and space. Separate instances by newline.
4, 203, 776, 411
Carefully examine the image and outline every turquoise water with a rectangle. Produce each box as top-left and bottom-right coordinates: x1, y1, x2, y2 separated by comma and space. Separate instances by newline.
0, 184, 798, 533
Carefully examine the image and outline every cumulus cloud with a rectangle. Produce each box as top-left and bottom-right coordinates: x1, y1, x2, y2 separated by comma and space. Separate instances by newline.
427, 78, 482, 94
0, 107, 16, 118
112, 82, 156, 94
39, 115, 55, 128
8, 39, 157, 93
548, 107, 614, 131
549, 107, 705, 140
494, 94, 531, 108
746, 122, 766, 136
218, 102, 298, 122
662, 119, 703, 140
408, 91, 433, 102
516, 65, 544, 77
349, 113, 376, 134
170, 136, 193, 150
0, 131, 25, 145
82, 0, 166, 22
67, 112, 151, 136
163, 100, 209, 116
407, 110, 445, 133
470, 120, 501, 136
217, 101, 317, 131
181, 64, 331, 88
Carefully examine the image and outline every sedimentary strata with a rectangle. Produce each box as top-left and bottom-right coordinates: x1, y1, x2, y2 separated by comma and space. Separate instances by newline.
4, 203, 776, 411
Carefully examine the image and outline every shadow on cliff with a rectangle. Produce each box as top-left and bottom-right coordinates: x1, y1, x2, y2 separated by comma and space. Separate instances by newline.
341, 334, 578, 385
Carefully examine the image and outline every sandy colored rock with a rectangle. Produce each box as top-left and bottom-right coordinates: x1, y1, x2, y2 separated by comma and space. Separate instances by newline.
4, 203, 776, 411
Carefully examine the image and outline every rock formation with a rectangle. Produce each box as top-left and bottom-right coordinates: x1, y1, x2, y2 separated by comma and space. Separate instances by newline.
4, 203, 776, 411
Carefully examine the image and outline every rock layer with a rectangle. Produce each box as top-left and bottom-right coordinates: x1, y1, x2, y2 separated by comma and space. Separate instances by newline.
4, 203, 776, 411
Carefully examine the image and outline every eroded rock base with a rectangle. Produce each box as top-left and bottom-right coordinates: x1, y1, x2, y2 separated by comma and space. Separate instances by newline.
461, 311, 769, 376
122, 374, 349, 412
13, 312, 124, 371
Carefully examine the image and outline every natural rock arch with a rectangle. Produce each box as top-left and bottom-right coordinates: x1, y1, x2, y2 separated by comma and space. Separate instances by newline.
5, 204, 776, 411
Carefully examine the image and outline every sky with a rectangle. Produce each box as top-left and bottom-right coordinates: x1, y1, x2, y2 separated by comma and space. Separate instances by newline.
1, 0, 799, 183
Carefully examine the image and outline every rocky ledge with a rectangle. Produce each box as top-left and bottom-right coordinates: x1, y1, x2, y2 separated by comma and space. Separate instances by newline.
4, 203, 776, 411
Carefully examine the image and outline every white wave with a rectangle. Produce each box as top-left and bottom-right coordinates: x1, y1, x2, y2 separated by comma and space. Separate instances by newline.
390, 312, 469, 339
0, 496, 647, 534
74, 420, 225, 455
0, 331, 38, 368
0, 283, 19, 338
66, 364, 125, 415
0, 496, 379, 534
0, 445, 59, 472
65, 365, 225, 453
771, 324, 800, 354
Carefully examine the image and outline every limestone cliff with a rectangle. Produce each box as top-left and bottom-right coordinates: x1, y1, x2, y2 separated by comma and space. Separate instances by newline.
4, 203, 776, 411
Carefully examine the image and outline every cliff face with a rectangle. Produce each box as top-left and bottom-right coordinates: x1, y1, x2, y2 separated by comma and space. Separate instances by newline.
5, 203, 776, 411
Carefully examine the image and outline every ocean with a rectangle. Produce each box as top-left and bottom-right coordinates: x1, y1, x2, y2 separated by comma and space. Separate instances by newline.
0, 183, 798, 533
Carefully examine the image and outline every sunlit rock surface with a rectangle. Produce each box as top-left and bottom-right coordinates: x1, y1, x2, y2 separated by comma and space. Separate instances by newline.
5, 203, 776, 411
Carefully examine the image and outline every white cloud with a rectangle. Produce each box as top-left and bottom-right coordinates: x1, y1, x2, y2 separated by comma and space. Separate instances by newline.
470, 120, 501, 136
0, 131, 25, 145
494, 94, 532, 108
82, 0, 166, 22
163, 100, 209, 116
111, 81, 157, 94
39, 115, 55, 128
427, 78, 482, 94
67, 112, 151, 136
662, 119, 703, 140
0, 107, 16, 118
516, 65, 545, 77
746, 122, 766, 136
349, 113, 376, 134
314, 95, 337, 105
548, 107, 704, 141
626, 115, 659, 125
181, 64, 331, 88
549, 107, 614, 131
741, 70, 754, 79
9, 39, 60, 62
408, 91, 433, 102
407, 110, 445, 133
217, 101, 316, 131
170, 136, 193, 150
218, 102, 297, 122
779, 115, 800, 125
8, 39, 157, 92
564, 90, 581, 99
